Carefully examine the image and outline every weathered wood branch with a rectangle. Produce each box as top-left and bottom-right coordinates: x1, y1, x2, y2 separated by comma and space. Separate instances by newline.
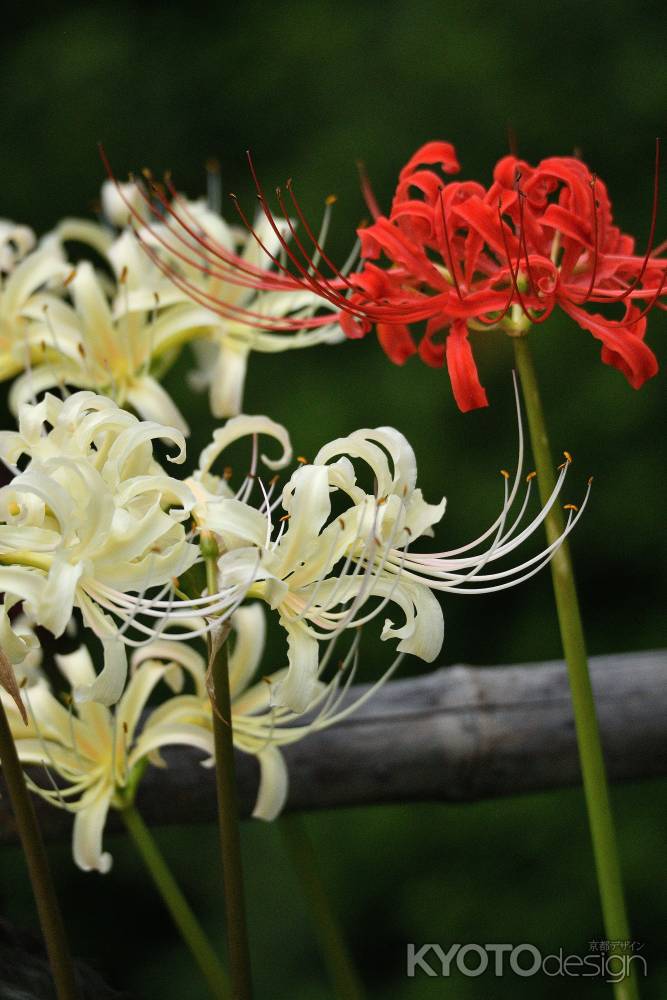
1, 650, 665, 843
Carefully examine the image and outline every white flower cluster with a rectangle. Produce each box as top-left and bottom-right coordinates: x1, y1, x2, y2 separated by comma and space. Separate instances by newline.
1, 179, 343, 429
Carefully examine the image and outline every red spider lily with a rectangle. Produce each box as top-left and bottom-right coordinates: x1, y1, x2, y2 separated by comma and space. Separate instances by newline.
103, 142, 665, 412
338, 141, 665, 410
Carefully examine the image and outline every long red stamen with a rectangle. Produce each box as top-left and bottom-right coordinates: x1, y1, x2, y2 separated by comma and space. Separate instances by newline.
243, 152, 346, 303
136, 231, 337, 331
274, 185, 353, 299
284, 179, 359, 293
100, 144, 295, 294
356, 160, 382, 220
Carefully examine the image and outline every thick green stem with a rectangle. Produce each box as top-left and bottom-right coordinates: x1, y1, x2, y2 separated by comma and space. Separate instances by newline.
282, 814, 365, 1000
513, 335, 637, 1000
121, 804, 229, 1000
0, 697, 80, 1000
203, 538, 253, 1000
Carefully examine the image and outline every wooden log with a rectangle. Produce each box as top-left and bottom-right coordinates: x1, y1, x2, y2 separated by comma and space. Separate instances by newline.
0, 650, 665, 843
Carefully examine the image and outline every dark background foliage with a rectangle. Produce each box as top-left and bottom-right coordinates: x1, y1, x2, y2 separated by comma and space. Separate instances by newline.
0, 2, 665, 997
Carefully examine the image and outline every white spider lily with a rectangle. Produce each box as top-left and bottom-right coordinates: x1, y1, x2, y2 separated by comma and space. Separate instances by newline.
189, 415, 442, 712
1, 603, 326, 871
0, 391, 199, 702
191, 397, 588, 713
1, 641, 198, 873
8, 258, 214, 434
0, 225, 68, 383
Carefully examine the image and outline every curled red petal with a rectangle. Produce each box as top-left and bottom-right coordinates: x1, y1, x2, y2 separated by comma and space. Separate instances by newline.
563, 301, 659, 389
445, 320, 489, 411
398, 141, 461, 183
376, 323, 417, 365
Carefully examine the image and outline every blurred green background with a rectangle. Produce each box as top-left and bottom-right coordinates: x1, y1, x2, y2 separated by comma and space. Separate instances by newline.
0, 1, 665, 997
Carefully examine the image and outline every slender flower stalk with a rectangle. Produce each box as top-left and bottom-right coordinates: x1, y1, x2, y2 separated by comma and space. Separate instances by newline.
281, 814, 365, 1000
513, 335, 636, 1000
203, 534, 253, 1000
0, 693, 80, 1000
121, 802, 229, 1000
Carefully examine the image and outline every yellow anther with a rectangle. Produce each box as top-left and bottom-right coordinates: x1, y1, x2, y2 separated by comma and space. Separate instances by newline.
63, 269, 77, 287
526, 471, 537, 482
122, 721, 129, 734
205, 157, 221, 174
223, 466, 233, 480
500, 469, 510, 479
77, 343, 86, 358
338, 517, 346, 530
8, 501, 21, 516
377, 495, 388, 506
563, 451, 573, 463
279, 513, 291, 522
119, 266, 128, 284
563, 503, 578, 512
297, 456, 308, 465
587, 475, 594, 487
325, 194, 337, 206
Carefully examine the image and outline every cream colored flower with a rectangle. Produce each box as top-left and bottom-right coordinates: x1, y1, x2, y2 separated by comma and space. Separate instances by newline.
0, 391, 198, 702
190, 405, 588, 713
8, 256, 214, 434
188, 416, 442, 711
1, 604, 314, 871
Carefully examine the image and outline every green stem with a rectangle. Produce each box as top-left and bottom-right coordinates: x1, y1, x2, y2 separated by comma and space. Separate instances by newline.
203, 538, 253, 1000
282, 814, 365, 1000
0, 697, 80, 1000
513, 335, 637, 1000
121, 804, 229, 1000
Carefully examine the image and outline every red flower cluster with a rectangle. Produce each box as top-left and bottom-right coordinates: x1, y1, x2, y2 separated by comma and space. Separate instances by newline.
341, 142, 665, 411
